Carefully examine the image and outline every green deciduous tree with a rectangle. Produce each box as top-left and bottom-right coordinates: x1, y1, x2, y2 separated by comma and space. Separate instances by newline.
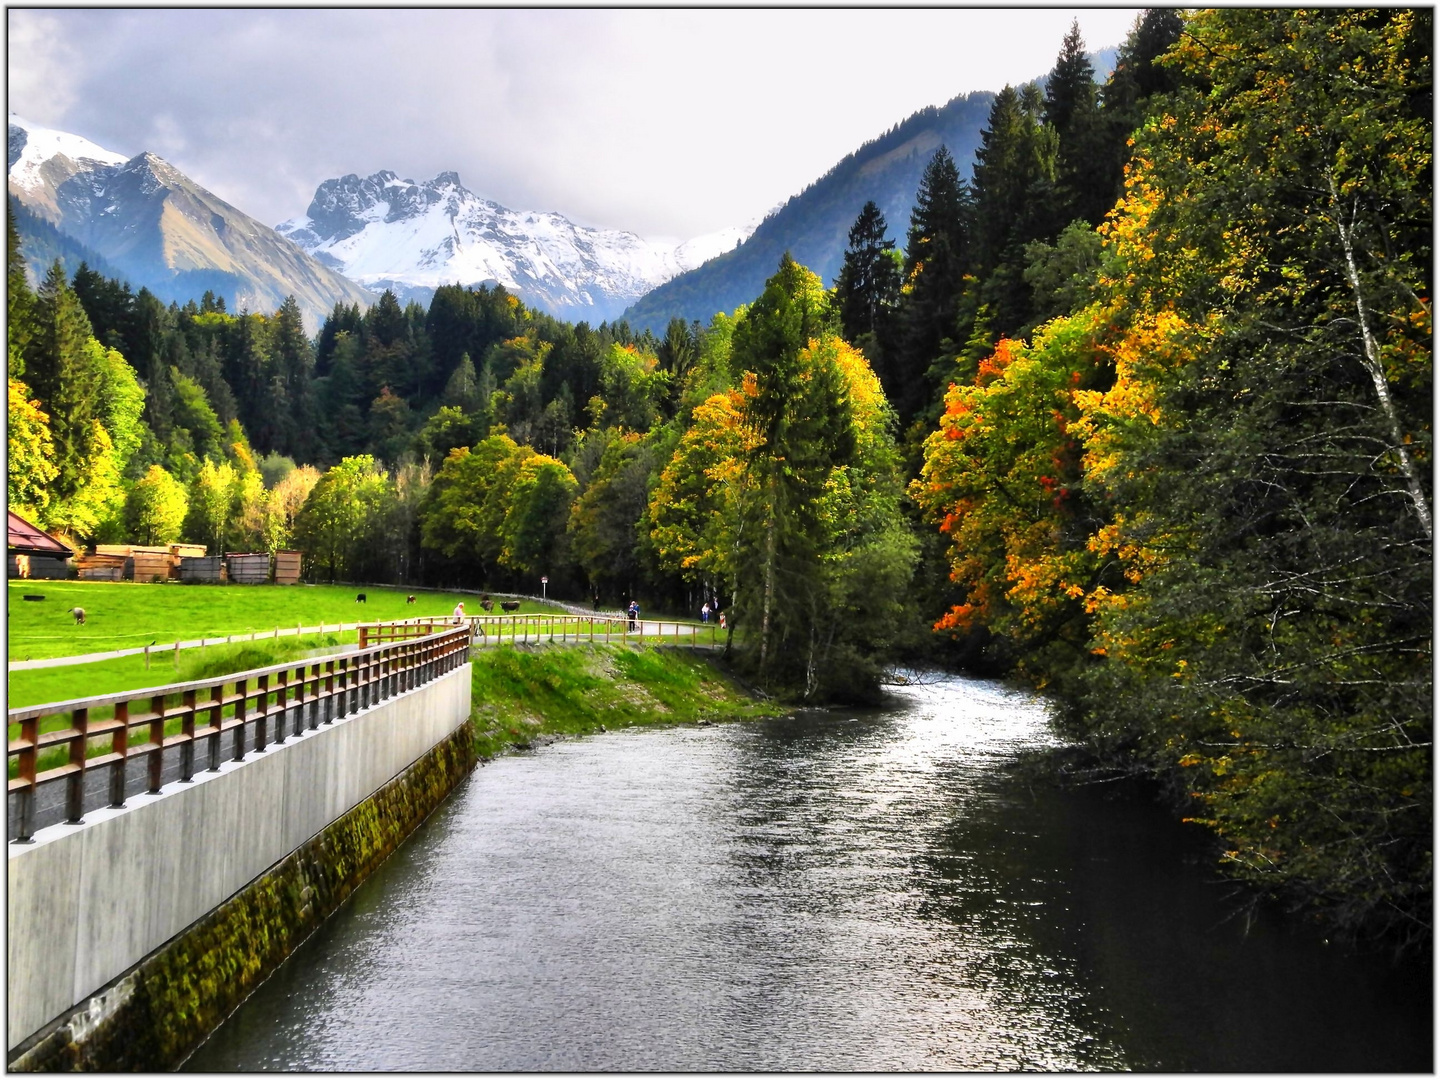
8, 378, 57, 521
294, 455, 392, 582
126, 464, 189, 546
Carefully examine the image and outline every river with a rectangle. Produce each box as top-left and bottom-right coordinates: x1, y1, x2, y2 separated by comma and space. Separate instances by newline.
185, 674, 1431, 1071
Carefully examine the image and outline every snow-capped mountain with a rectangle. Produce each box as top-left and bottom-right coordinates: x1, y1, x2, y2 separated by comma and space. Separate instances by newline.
277, 171, 754, 322
7, 115, 375, 330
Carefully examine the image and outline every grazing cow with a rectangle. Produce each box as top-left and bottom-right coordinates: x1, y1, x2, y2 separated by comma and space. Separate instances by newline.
69, 607, 86, 625
480, 598, 494, 612
501, 600, 521, 613
355, 593, 367, 603
406, 595, 416, 604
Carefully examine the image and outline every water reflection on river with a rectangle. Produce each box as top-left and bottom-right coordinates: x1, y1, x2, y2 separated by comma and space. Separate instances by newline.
186, 675, 1431, 1071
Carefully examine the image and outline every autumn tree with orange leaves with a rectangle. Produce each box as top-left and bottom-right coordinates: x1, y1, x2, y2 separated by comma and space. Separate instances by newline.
918, 8, 1431, 942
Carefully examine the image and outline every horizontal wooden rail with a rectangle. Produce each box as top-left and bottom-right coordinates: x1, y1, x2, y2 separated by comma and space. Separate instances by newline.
8, 625, 472, 843
358, 613, 724, 653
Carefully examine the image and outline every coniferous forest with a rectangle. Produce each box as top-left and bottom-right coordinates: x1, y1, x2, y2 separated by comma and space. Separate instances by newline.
7, 10, 1430, 943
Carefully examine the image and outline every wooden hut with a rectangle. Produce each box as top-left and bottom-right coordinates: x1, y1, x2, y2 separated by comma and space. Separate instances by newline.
225, 552, 271, 584
273, 550, 303, 585
179, 556, 225, 583
7, 512, 73, 579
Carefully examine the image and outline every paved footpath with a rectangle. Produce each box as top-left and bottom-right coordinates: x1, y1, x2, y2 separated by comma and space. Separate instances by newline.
8, 622, 368, 671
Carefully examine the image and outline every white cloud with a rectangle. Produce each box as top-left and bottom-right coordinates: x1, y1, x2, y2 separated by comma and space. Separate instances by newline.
8, 9, 1143, 240
6, 11, 81, 122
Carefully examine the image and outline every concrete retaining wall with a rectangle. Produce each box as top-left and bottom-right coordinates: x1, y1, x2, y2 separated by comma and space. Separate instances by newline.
7, 662, 473, 1057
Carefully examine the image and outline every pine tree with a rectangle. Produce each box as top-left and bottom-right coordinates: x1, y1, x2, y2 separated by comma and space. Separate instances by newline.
8, 207, 35, 378
894, 149, 974, 422
271, 296, 317, 462
971, 84, 1058, 334
24, 262, 104, 502
1044, 19, 1111, 227
730, 256, 858, 683
834, 201, 902, 392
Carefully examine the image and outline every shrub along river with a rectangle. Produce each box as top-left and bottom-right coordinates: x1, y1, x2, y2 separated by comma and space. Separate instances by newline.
186, 674, 1430, 1071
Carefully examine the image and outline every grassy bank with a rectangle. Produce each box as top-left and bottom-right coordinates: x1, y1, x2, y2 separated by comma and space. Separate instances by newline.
469, 643, 782, 759
6, 581, 560, 661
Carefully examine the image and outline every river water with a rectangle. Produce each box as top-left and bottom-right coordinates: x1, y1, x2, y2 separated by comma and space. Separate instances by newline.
186, 675, 1431, 1072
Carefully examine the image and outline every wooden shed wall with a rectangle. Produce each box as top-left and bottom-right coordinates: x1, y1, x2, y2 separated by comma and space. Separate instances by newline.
178, 557, 225, 583
131, 552, 174, 582
274, 551, 302, 585
226, 553, 271, 584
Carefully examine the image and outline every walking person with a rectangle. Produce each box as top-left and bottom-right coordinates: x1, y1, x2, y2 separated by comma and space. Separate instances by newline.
701, 601, 711, 624
627, 600, 639, 632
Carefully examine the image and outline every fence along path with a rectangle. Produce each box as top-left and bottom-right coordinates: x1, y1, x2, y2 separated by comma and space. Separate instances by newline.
364, 613, 725, 650
7, 625, 471, 842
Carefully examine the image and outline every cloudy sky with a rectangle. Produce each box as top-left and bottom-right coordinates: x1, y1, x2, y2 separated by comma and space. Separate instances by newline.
9, 8, 1142, 242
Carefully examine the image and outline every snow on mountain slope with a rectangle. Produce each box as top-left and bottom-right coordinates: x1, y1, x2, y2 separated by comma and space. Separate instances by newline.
8, 115, 375, 330
8, 114, 127, 191
277, 171, 756, 322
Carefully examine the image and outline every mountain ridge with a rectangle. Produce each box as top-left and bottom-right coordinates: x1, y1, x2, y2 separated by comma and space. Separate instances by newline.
275, 169, 755, 322
7, 114, 376, 331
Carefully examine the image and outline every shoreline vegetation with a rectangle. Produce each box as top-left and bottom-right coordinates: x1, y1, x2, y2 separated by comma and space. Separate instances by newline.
467, 643, 784, 761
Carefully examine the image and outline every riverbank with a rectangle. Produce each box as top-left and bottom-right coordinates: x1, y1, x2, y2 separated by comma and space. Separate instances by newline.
468, 644, 784, 760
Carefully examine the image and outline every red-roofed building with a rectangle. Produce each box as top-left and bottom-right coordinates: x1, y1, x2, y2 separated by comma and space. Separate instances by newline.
8, 511, 73, 579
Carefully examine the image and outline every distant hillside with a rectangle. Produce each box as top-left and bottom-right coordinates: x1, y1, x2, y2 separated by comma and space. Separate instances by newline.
8, 195, 128, 287
622, 91, 995, 333
623, 46, 1120, 334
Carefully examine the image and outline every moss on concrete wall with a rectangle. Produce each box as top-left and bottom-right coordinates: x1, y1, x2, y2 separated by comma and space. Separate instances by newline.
9, 723, 475, 1072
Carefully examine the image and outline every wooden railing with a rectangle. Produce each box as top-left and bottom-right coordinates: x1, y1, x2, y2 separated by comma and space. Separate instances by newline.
361, 613, 723, 649
7, 625, 471, 843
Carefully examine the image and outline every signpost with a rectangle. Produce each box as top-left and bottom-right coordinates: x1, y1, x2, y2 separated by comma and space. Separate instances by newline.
541, 575, 548, 601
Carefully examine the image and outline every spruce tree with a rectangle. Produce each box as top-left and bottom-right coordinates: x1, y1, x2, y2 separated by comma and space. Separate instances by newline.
834, 201, 902, 392
8, 207, 35, 378
23, 262, 109, 519
1044, 19, 1111, 228
971, 84, 1057, 335
894, 149, 974, 422
272, 296, 317, 462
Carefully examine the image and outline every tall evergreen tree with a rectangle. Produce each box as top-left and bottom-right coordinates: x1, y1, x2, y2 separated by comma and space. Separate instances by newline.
894, 150, 974, 421
24, 263, 102, 494
971, 84, 1057, 334
731, 256, 856, 682
8, 208, 35, 378
1044, 19, 1111, 227
271, 296, 317, 462
834, 201, 902, 393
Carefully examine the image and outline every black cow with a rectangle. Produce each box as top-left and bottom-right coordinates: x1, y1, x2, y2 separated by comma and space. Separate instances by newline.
501, 600, 521, 613
355, 593, 367, 603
